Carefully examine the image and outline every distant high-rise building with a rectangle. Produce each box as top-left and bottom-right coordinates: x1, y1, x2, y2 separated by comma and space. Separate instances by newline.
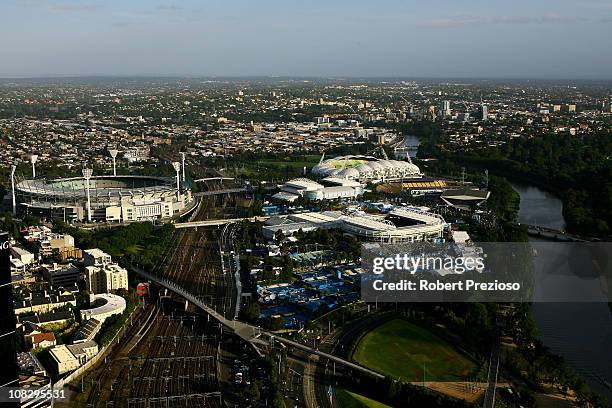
438, 100, 451, 118
480, 104, 488, 121
427, 105, 436, 120
0, 232, 20, 407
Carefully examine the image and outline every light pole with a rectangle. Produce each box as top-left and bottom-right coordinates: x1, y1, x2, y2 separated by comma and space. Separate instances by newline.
180, 152, 186, 182
82, 168, 93, 222
109, 149, 118, 176
172, 162, 181, 194
30, 154, 38, 178
10, 165, 17, 216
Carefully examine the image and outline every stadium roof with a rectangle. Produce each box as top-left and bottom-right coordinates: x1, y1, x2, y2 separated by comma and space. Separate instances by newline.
311, 155, 420, 180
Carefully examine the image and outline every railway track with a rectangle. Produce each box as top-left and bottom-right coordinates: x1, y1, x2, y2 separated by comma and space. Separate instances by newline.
83, 305, 223, 408
156, 194, 238, 320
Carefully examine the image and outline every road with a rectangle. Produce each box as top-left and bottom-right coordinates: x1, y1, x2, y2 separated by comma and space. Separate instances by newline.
268, 335, 384, 380
130, 264, 387, 382
482, 346, 500, 408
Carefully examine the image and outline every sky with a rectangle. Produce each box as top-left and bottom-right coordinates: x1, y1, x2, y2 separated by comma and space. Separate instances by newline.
1, 0, 612, 79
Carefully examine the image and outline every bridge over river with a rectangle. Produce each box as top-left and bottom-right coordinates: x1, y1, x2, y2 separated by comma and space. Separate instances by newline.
523, 223, 589, 241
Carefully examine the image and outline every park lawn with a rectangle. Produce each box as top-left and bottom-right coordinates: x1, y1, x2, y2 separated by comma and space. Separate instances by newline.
335, 388, 393, 408
353, 319, 476, 382
125, 244, 144, 255
227, 156, 320, 176
259, 157, 320, 169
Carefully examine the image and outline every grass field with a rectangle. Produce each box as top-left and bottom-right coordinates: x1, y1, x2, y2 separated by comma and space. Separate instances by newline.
223, 155, 321, 177
335, 388, 393, 408
259, 156, 321, 169
352, 319, 476, 382
328, 159, 368, 169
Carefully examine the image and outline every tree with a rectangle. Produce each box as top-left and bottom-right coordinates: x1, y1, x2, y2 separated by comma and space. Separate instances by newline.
239, 302, 260, 323
281, 255, 294, 280
274, 229, 285, 246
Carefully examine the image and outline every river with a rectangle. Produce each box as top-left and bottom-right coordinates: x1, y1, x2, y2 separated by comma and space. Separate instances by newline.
403, 135, 612, 398
399, 134, 420, 159
511, 182, 612, 400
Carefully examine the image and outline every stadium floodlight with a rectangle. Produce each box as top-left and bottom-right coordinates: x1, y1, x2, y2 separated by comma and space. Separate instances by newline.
30, 154, 38, 178
180, 152, 186, 182
172, 162, 181, 192
109, 149, 119, 176
82, 168, 93, 222
10, 165, 16, 216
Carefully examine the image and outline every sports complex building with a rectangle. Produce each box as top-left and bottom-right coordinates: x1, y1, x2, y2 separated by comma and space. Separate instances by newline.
272, 177, 364, 202
263, 207, 446, 243
14, 175, 193, 223
311, 155, 421, 183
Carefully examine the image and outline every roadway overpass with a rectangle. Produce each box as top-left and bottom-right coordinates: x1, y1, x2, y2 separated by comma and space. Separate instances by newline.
129, 265, 386, 380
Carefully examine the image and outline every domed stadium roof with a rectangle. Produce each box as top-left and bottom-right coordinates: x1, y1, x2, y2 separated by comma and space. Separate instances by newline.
355, 163, 374, 173
311, 155, 420, 181
337, 168, 360, 179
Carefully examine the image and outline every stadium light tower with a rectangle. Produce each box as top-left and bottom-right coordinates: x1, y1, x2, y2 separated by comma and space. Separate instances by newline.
172, 162, 181, 192
30, 155, 38, 178
109, 149, 119, 176
10, 165, 17, 216
180, 152, 186, 182
82, 168, 93, 222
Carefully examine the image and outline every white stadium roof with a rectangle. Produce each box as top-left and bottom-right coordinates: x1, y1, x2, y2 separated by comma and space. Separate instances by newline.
312, 155, 420, 181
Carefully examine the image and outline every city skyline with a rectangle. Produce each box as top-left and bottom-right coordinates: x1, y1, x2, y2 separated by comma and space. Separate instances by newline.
2, 0, 612, 79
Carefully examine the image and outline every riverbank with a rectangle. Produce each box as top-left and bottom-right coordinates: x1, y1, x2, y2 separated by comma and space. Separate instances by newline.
405, 124, 610, 237
405, 129, 612, 403
512, 187, 612, 403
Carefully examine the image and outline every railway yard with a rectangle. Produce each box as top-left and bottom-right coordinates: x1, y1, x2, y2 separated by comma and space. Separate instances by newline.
157, 176, 244, 320
79, 301, 223, 408
60, 181, 244, 407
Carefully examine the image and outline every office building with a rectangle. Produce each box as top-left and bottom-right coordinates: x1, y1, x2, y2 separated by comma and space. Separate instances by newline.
49, 345, 80, 375
439, 100, 451, 118
480, 104, 488, 121
41, 262, 80, 287
84, 249, 128, 294
85, 263, 128, 294
84, 248, 112, 267
272, 178, 364, 203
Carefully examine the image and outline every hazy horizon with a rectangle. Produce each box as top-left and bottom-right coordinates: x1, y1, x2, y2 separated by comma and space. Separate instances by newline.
2, 0, 612, 79
3, 74, 612, 82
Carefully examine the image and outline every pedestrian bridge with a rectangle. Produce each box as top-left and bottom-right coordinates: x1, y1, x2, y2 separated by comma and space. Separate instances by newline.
173, 216, 269, 228
193, 177, 235, 182
523, 224, 588, 241
194, 187, 248, 197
